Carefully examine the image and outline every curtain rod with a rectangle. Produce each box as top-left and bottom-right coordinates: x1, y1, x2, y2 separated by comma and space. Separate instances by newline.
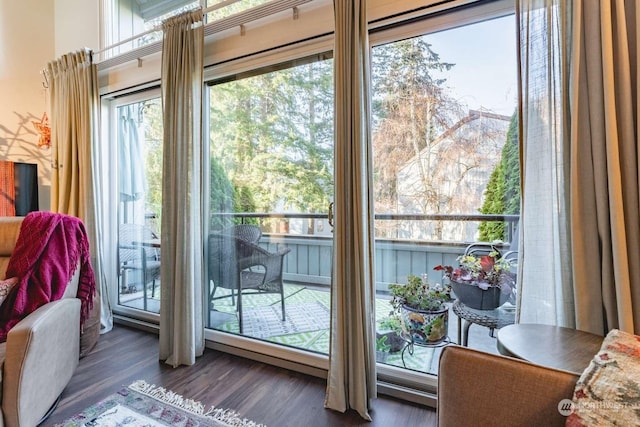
95, 0, 242, 57
95, 0, 313, 59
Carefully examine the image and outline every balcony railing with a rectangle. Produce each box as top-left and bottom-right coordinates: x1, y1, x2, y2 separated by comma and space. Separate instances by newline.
211, 212, 519, 292
121, 211, 520, 362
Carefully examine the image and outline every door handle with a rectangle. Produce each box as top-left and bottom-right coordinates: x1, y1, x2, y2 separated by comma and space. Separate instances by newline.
328, 202, 334, 229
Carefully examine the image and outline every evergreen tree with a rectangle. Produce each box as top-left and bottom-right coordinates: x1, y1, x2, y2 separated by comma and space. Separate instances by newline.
372, 37, 509, 241
478, 112, 520, 241
371, 37, 460, 214
209, 59, 334, 221
478, 162, 506, 240
210, 156, 235, 231
502, 113, 521, 216
233, 184, 257, 225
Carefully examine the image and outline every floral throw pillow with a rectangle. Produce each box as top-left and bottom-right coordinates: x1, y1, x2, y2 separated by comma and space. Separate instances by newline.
566, 329, 640, 426
0, 277, 18, 306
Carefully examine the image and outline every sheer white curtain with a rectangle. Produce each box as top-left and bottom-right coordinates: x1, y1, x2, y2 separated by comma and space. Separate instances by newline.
518, 0, 640, 334
516, 0, 574, 327
158, 9, 205, 367
324, 0, 376, 421
47, 49, 112, 333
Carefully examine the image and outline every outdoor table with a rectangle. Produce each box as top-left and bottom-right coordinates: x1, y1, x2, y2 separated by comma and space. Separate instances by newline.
452, 300, 515, 346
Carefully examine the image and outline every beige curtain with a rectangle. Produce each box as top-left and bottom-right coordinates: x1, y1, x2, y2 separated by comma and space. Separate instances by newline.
569, 0, 639, 335
518, 0, 639, 335
47, 49, 113, 332
159, 9, 205, 367
324, 0, 376, 421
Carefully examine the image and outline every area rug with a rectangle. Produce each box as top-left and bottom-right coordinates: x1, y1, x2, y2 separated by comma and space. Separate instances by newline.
55, 380, 264, 427
216, 301, 330, 339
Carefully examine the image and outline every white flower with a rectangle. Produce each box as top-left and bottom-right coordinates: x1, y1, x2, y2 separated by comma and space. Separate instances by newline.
476, 281, 490, 290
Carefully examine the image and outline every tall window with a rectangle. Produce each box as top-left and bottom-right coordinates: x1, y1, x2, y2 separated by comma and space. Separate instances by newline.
103, 0, 281, 59
103, 0, 199, 58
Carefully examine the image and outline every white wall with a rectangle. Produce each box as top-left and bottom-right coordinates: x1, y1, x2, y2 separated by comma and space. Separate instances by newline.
54, 0, 100, 56
0, 0, 100, 211
0, 0, 56, 210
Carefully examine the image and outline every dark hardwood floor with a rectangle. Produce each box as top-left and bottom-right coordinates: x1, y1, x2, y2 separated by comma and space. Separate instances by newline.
45, 325, 436, 426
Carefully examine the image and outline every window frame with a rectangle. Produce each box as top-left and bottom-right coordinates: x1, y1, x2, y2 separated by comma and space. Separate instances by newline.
98, 0, 519, 405
371, 0, 517, 396
106, 87, 164, 325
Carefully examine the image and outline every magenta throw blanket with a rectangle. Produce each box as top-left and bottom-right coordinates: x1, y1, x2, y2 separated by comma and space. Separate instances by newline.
0, 212, 96, 342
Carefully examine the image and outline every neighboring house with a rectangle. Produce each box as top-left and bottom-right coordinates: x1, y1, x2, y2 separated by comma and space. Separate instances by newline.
396, 109, 511, 242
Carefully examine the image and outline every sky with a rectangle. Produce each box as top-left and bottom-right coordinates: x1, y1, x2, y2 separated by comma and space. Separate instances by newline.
426, 15, 518, 117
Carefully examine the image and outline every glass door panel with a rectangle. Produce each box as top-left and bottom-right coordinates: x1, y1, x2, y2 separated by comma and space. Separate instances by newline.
371, 14, 519, 375
115, 96, 164, 314
206, 56, 334, 354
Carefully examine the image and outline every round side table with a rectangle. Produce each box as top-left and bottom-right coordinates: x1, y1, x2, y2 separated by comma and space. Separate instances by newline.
452, 300, 516, 346
497, 324, 604, 375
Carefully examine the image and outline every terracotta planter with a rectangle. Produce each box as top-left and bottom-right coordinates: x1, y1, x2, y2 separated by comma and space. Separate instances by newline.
399, 304, 448, 345
450, 280, 508, 310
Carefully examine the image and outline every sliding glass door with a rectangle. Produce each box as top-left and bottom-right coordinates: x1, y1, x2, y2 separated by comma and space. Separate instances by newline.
201, 0, 519, 387
112, 90, 164, 314
370, 8, 519, 375
205, 55, 335, 354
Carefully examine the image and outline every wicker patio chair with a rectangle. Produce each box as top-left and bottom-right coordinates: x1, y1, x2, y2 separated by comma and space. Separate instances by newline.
463, 242, 503, 258
220, 224, 262, 245
214, 224, 262, 305
208, 232, 291, 333
118, 223, 161, 310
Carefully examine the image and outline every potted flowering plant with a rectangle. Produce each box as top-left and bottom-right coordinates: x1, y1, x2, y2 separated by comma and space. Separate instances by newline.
389, 274, 452, 345
434, 251, 516, 310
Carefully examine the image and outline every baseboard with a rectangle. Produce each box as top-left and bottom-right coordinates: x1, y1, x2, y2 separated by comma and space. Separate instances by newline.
205, 339, 328, 379
114, 315, 159, 334
377, 380, 437, 408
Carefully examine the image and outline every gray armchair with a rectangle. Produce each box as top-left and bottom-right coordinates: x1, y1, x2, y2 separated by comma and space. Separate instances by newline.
208, 232, 290, 333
